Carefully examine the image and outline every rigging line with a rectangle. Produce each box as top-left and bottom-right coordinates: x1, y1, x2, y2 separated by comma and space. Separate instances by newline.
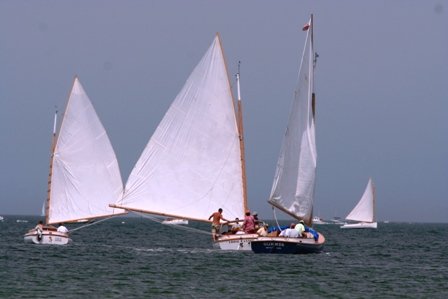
68, 217, 113, 233
272, 206, 282, 231
134, 212, 212, 236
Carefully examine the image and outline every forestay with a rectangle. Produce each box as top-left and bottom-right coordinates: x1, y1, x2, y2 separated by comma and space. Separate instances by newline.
115, 35, 245, 221
48, 78, 125, 224
268, 23, 317, 225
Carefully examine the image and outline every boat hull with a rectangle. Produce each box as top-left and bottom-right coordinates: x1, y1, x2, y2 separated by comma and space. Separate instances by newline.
251, 233, 325, 254
340, 222, 377, 229
24, 230, 71, 245
214, 233, 259, 251
162, 219, 189, 225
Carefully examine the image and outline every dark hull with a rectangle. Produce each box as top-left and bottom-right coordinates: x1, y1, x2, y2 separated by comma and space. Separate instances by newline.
251, 234, 325, 254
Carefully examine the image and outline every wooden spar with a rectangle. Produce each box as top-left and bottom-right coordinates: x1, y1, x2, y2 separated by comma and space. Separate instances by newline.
235, 63, 249, 213
216, 33, 248, 213
47, 210, 127, 225
109, 204, 213, 224
269, 201, 312, 227
45, 108, 58, 225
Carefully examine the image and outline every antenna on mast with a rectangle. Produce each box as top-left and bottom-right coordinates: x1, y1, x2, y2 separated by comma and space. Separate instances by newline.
236, 61, 242, 101
53, 106, 58, 135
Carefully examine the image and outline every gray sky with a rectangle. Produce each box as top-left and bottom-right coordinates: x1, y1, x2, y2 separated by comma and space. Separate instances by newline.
1, 1, 447, 222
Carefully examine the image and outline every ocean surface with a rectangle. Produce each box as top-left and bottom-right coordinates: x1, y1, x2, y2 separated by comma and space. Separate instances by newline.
1, 216, 447, 298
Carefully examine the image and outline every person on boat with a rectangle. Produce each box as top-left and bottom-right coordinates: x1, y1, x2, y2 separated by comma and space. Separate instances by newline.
34, 220, 44, 241
208, 208, 229, 241
230, 217, 242, 234
294, 220, 306, 237
57, 223, 69, 234
242, 210, 256, 234
256, 223, 269, 236
253, 211, 261, 230
279, 223, 300, 238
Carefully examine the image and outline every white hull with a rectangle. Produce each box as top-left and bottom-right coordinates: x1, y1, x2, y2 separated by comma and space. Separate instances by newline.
214, 233, 259, 251
312, 217, 329, 225
24, 230, 71, 245
162, 219, 189, 225
340, 222, 377, 229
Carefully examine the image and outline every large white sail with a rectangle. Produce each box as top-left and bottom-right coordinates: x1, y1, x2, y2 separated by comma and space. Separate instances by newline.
346, 178, 376, 223
268, 18, 317, 225
48, 77, 125, 224
115, 35, 245, 221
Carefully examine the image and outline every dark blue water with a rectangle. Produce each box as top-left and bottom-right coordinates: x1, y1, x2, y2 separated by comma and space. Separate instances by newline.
1, 216, 447, 298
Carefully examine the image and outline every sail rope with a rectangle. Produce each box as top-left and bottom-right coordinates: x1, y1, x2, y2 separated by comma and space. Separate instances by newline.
134, 212, 212, 236
68, 217, 113, 233
272, 206, 282, 231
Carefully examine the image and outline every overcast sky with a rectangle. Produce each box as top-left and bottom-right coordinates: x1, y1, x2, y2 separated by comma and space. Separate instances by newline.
1, 1, 447, 222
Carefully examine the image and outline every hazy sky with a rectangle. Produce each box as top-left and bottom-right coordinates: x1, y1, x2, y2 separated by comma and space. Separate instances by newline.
1, 1, 447, 222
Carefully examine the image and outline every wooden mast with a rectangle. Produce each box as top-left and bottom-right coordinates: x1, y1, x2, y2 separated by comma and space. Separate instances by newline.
311, 14, 316, 119
236, 62, 249, 213
45, 108, 58, 225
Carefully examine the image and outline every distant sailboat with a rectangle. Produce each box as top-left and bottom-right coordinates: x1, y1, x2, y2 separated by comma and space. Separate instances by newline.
24, 77, 126, 245
312, 216, 328, 225
341, 178, 377, 229
251, 15, 326, 254
162, 218, 189, 225
111, 34, 258, 250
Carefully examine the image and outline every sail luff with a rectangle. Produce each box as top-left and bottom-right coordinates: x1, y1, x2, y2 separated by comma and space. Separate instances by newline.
372, 179, 376, 222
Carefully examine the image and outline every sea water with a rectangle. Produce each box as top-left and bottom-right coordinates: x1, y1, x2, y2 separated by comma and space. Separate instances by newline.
0, 216, 447, 298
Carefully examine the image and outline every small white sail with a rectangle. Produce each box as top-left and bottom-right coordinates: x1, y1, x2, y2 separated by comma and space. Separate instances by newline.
345, 178, 376, 223
268, 19, 316, 225
48, 77, 125, 224
115, 35, 245, 222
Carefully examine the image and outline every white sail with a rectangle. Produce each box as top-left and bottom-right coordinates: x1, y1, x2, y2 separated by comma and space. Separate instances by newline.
345, 178, 376, 223
48, 77, 125, 224
115, 35, 245, 221
268, 18, 316, 224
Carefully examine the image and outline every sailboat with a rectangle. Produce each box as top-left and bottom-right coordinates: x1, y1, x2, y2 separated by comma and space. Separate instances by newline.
24, 77, 126, 245
251, 15, 326, 254
341, 178, 377, 229
110, 34, 258, 250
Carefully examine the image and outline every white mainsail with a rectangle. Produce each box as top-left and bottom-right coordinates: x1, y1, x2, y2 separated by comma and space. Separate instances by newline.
345, 178, 376, 223
48, 77, 125, 224
114, 35, 246, 222
268, 16, 317, 225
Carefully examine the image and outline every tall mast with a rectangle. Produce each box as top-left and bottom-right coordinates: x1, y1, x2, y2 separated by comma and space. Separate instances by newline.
236, 61, 248, 212
45, 108, 58, 225
311, 14, 316, 119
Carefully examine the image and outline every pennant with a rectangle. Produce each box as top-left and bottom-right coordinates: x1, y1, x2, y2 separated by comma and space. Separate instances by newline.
302, 22, 310, 31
